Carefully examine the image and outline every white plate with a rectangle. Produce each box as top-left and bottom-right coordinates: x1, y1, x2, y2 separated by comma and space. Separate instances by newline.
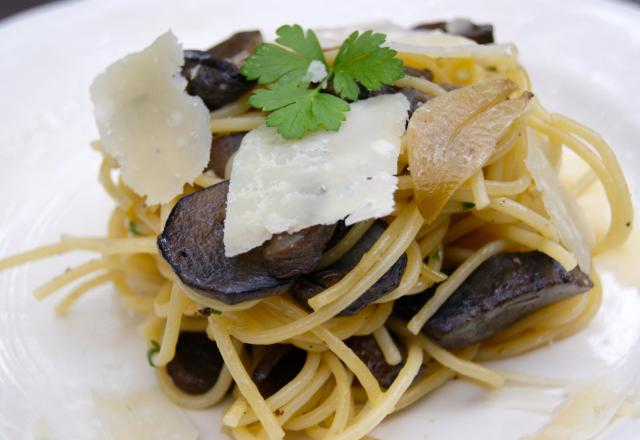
0, 0, 639, 439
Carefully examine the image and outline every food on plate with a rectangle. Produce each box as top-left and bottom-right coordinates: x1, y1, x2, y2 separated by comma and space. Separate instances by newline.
0, 18, 633, 440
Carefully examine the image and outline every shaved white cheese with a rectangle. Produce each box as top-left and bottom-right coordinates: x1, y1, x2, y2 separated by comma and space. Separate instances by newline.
224, 94, 409, 257
305, 60, 328, 83
529, 377, 629, 440
90, 32, 211, 204
525, 132, 592, 272
387, 30, 476, 47
31, 417, 54, 440
387, 39, 517, 60
93, 389, 198, 440
529, 331, 640, 440
485, 386, 566, 414
314, 20, 404, 47
315, 22, 516, 60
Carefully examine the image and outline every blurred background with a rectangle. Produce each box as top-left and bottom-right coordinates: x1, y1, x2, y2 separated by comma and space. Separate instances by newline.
1, 0, 639, 20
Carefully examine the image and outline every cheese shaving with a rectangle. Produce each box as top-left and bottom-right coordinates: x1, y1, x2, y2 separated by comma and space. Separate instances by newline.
223, 94, 409, 257
525, 131, 593, 272
93, 388, 198, 440
90, 32, 212, 204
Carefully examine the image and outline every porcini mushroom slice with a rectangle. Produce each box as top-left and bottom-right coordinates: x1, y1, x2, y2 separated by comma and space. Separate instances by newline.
208, 30, 263, 67
291, 220, 407, 316
345, 335, 406, 388
166, 332, 224, 395
394, 252, 593, 349
158, 182, 335, 304
406, 78, 528, 222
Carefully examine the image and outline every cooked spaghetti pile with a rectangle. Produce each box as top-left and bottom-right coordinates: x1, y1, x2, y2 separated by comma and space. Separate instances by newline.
0, 20, 633, 440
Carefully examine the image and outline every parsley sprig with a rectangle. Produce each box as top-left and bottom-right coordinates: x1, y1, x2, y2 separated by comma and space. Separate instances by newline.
241, 25, 404, 139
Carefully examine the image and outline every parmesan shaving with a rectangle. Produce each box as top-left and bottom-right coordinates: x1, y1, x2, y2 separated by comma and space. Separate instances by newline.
305, 60, 328, 83
525, 132, 593, 272
90, 32, 212, 204
485, 386, 565, 414
388, 40, 517, 60
528, 377, 627, 440
224, 94, 409, 257
528, 335, 640, 440
93, 389, 198, 440
315, 21, 516, 59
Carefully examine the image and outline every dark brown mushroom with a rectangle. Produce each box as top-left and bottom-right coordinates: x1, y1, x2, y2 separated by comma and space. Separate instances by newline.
356, 66, 434, 117
346, 335, 406, 388
360, 87, 433, 118
394, 252, 593, 349
263, 224, 337, 279
207, 133, 246, 178
291, 220, 407, 316
182, 50, 254, 110
166, 332, 224, 395
413, 19, 494, 45
158, 182, 336, 304
357, 84, 398, 100
403, 66, 434, 82
251, 345, 307, 398
400, 88, 433, 118
208, 30, 263, 67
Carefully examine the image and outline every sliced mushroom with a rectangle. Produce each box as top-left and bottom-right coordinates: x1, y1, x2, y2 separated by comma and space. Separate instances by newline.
403, 66, 434, 82
363, 87, 433, 119
346, 335, 406, 388
394, 252, 593, 349
207, 133, 246, 178
251, 345, 307, 398
182, 50, 254, 110
208, 30, 263, 67
166, 332, 224, 395
263, 224, 337, 279
158, 182, 335, 304
406, 78, 528, 222
413, 19, 494, 45
291, 220, 407, 316
356, 67, 434, 118
400, 88, 433, 118
358, 84, 397, 100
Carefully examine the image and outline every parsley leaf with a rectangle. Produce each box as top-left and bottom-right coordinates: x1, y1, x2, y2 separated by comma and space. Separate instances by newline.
250, 83, 349, 139
461, 202, 476, 211
430, 247, 443, 262
240, 24, 326, 85
241, 25, 404, 139
128, 220, 142, 236
332, 31, 404, 101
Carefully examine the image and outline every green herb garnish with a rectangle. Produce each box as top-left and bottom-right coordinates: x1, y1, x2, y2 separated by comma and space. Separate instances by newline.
461, 202, 476, 211
128, 220, 142, 236
430, 247, 443, 262
332, 31, 405, 101
249, 82, 349, 140
198, 307, 222, 316
146, 340, 160, 367
241, 24, 404, 139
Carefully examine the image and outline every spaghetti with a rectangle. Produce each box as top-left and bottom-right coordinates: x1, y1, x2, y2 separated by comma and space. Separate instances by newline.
0, 22, 633, 440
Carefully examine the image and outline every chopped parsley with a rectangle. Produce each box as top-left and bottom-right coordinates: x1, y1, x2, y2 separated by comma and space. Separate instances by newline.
430, 247, 443, 262
128, 220, 142, 236
198, 307, 222, 316
461, 202, 476, 211
146, 340, 160, 367
241, 24, 404, 139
